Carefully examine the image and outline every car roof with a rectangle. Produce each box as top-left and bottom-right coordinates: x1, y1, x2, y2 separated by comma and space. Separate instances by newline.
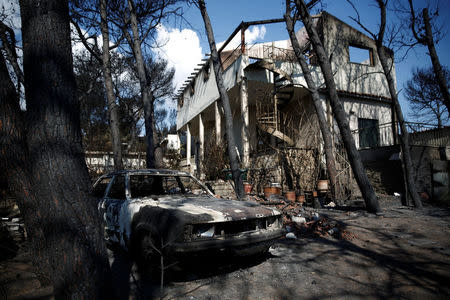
102, 169, 191, 177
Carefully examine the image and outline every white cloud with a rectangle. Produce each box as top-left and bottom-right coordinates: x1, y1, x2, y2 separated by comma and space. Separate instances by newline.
153, 24, 203, 91
217, 25, 267, 51
70, 24, 105, 57
152, 24, 266, 93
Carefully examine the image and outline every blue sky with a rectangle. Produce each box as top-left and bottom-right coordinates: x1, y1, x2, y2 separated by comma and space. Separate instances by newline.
161, 0, 450, 123
2, 0, 448, 123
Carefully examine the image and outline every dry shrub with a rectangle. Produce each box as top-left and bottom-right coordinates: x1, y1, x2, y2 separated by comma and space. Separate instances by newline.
202, 132, 228, 180
165, 149, 182, 170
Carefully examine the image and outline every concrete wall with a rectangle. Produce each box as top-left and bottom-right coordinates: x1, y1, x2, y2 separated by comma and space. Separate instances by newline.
177, 56, 246, 130
341, 96, 394, 148
177, 12, 396, 134
85, 152, 146, 175
322, 12, 395, 98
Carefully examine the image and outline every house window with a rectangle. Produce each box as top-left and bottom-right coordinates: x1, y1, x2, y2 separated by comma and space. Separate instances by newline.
349, 45, 373, 66
358, 118, 379, 148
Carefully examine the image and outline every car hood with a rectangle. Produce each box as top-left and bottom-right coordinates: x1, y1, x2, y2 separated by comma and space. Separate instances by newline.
117, 195, 281, 248
130, 194, 280, 223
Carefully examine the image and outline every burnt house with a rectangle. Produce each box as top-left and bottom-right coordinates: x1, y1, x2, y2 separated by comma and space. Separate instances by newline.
175, 12, 400, 197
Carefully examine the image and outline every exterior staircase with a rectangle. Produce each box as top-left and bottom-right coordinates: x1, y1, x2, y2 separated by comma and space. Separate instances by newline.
247, 59, 296, 147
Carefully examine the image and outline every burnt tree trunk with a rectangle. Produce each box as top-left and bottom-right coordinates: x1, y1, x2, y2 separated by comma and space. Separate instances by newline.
376, 0, 422, 208
100, 0, 123, 170
125, 0, 159, 169
9, 0, 112, 297
422, 8, 450, 114
152, 104, 165, 168
198, 0, 244, 198
407, 0, 450, 114
285, 4, 337, 199
295, 0, 380, 212
0, 21, 24, 90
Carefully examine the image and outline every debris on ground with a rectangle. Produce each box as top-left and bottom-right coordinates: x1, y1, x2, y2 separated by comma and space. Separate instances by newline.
245, 193, 356, 241
1, 217, 26, 242
275, 202, 356, 240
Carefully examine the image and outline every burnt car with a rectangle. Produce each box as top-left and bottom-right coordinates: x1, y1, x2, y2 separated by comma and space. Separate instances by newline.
91, 169, 283, 261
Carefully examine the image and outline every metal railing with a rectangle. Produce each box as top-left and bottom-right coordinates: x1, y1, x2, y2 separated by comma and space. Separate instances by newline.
350, 121, 449, 148
405, 123, 450, 147
246, 44, 296, 62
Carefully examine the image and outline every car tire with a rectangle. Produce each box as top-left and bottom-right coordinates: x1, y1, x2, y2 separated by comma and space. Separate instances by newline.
130, 230, 157, 276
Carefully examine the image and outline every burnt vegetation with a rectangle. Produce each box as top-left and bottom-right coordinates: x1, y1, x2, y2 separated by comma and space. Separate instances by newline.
0, 0, 449, 298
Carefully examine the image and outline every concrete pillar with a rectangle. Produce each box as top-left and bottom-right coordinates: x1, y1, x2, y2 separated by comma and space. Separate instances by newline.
215, 101, 221, 145
186, 123, 191, 167
199, 113, 204, 165
240, 76, 250, 167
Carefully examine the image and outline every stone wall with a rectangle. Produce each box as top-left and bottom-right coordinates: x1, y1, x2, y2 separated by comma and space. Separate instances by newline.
360, 145, 450, 202
205, 180, 236, 199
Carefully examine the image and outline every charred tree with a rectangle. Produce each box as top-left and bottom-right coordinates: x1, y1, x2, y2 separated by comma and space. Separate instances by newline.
346, 0, 422, 208
0, 20, 24, 92
100, 0, 124, 170
123, 0, 159, 168
405, 67, 449, 127
197, 0, 244, 198
294, 0, 380, 212
375, 0, 422, 208
71, 0, 124, 170
1, 0, 112, 297
285, 1, 337, 199
407, 0, 450, 114
71, 1, 125, 171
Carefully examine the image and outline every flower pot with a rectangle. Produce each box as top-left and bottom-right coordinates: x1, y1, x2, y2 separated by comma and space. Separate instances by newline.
243, 183, 253, 194
296, 194, 305, 204
284, 191, 296, 202
317, 180, 329, 192
264, 186, 280, 198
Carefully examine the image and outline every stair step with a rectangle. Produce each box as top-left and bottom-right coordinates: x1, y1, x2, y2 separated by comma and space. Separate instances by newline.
258, 124, 295, 146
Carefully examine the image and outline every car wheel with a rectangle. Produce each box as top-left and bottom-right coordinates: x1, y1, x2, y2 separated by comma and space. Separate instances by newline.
132, 230, 160, 278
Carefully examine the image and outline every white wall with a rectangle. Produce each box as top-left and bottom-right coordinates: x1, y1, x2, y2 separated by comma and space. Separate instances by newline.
177, 56, 247, 130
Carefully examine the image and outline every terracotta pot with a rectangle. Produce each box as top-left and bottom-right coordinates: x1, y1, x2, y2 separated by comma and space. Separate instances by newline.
284, 191, 296, 202
264, 186, 280, 198
243, 183, 253, 194
317, 180, 329, 191
296, 194, 305, 203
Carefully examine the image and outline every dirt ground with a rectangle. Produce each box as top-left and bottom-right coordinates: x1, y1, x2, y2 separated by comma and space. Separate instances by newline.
1, 196, 450, 299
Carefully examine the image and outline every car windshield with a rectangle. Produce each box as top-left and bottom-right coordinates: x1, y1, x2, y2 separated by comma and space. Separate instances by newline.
129, 174, 209, 199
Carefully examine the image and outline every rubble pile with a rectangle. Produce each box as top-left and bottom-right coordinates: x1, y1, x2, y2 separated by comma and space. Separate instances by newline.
280, 207, 356, 241
245, 192, 356, 240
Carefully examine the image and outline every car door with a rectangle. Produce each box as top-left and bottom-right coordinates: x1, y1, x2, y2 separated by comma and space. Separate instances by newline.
102, 174, 127, 244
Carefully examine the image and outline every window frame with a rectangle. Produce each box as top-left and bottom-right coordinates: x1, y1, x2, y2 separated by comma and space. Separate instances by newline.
106, 174, 128, 201
348, 44, 374, 67
128, 173, 213, 199
358, 118, 380, 149
91, 175, 113, 198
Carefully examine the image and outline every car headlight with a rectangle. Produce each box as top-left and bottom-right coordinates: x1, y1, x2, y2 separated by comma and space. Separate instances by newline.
193, 224, 215, 238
